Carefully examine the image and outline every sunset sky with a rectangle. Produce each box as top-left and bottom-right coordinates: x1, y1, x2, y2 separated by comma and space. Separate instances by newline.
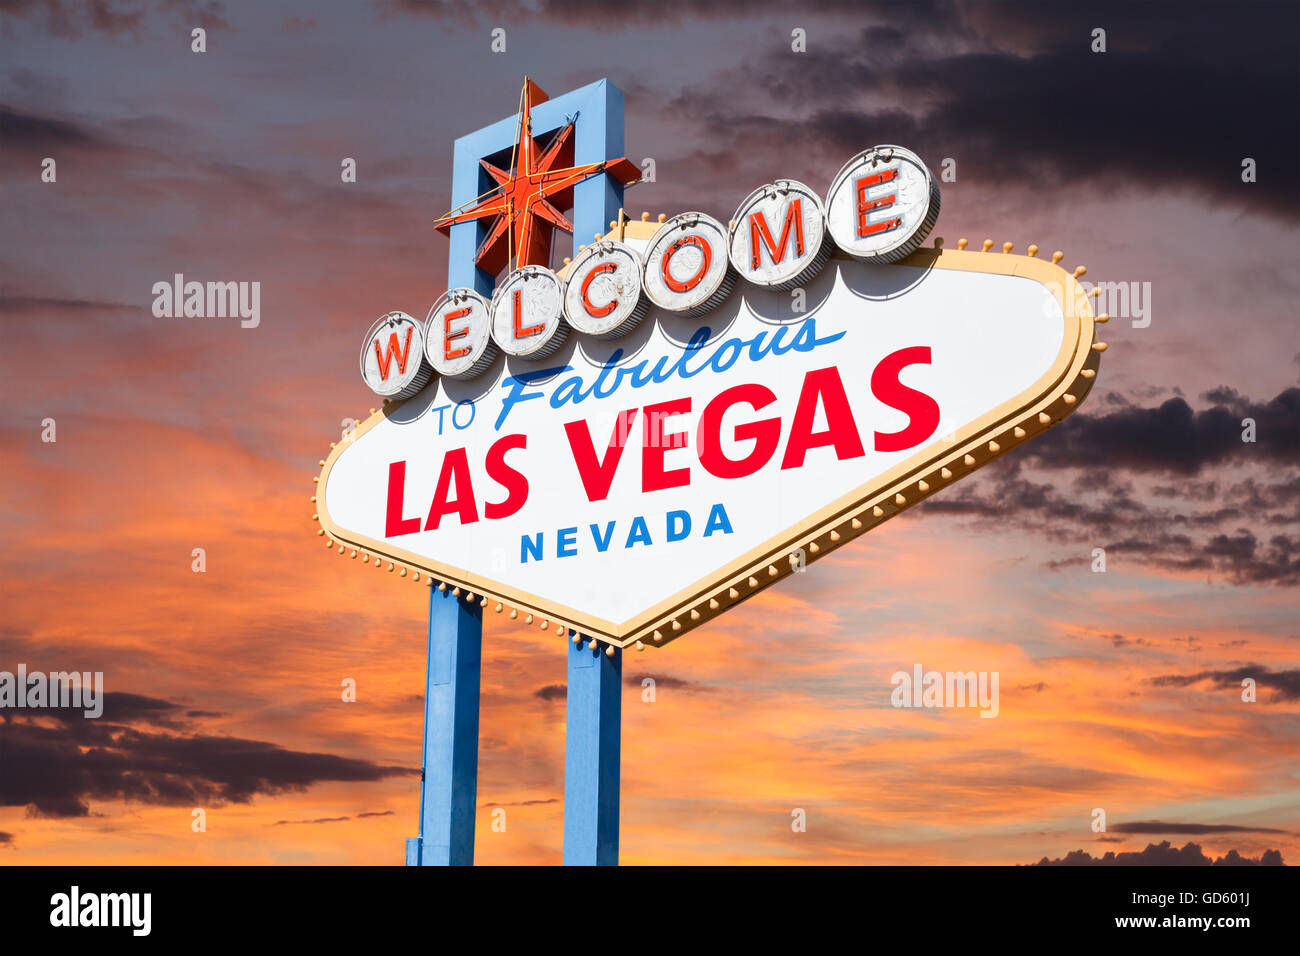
1, 0, 1297, 865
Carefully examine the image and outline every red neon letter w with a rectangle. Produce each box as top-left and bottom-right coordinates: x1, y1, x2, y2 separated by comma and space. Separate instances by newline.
373, 326, 414, 381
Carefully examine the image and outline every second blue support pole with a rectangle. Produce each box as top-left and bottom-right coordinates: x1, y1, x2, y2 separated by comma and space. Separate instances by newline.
563, 634, 622, 865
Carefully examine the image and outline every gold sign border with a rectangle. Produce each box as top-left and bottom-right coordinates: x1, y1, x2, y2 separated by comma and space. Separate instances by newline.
313, 239, 1104, 650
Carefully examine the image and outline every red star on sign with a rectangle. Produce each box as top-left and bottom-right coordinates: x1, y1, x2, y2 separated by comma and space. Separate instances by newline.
435, 78, 641, 277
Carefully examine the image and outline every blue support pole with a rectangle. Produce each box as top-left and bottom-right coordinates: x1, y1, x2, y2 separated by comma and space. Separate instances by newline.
406, 586, 482, 865
563, 634, 622, 865
562, 85, 625, 864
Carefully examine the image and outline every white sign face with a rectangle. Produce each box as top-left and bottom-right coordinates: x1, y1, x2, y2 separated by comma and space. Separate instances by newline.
426, 289, 497, 378
359, 311, 434, 399
728, 180, 831, 290
490, 266, 567, 358
562, 240, 648, 338
321, 248, 1099, 648
641, 212, 735, 316
826, 145, 940, 263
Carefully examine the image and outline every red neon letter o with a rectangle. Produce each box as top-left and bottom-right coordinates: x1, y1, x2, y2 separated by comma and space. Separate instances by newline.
661, 235, 711, 293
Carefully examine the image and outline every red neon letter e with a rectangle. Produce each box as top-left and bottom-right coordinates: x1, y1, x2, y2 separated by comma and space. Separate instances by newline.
855, 169, 901, 238
443, 306, 472, 360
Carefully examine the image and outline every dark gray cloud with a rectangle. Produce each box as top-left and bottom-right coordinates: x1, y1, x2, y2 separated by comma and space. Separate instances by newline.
0, 97, 419, 259
1024, 389, 1300, 475
0, 292, 138, 314
389, 0, 947, 28
1100, 634, 1150, 649
1110, 821, 1292, 836
922, 474, 1300, 586
0, 102, 113, 152
13, 691, 212, 731
271, 815, 351, 826
1034, 840, 1285, 865
479, 797, 559, 808
0, 0, 229, 37
624, 674, 712, 692
0, 692, 414, 818
1148, 665, 1300, 701
915, 387, 1300, 585
270, 810, 397, 825
628, 0, 1300, 221
0, 831, 13, 846
0, 0, 141, 37
533, 683, 565, 702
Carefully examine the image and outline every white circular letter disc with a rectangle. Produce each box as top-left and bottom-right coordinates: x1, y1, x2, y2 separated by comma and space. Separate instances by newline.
642, 212, 735, 316
826, 145, 940, 263
489, 266, 568, 358
425, 288, 498, 378
728, 180, 831, 291
562, 240, 648, 338
359, 311, 434, 399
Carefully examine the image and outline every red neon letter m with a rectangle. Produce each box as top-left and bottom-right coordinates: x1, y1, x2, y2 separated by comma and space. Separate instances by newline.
749, 198, 805, 270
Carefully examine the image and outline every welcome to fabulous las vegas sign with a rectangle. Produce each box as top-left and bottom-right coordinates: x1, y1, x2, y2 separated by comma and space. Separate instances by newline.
312, 79, 1105, 652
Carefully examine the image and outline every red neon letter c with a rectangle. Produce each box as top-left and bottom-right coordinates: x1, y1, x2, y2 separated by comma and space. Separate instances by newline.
580, 262, 619, 318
